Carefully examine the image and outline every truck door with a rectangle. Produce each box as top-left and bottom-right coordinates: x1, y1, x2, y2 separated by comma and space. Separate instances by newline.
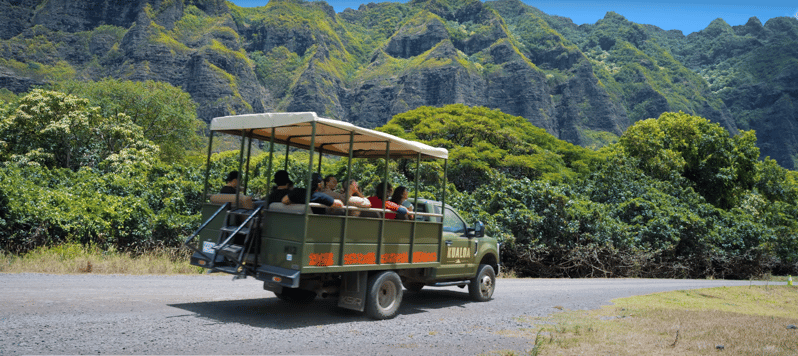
436, 206, 476, 278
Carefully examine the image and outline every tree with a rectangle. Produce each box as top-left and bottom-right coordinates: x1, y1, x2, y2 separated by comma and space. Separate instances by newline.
619, 112, 759, 209
51, 79, 204, 163
380, 104, 602, 190
0, 89, 158, 171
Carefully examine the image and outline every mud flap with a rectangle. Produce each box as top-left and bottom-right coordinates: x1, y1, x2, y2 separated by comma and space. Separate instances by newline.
338, 271, 368, 312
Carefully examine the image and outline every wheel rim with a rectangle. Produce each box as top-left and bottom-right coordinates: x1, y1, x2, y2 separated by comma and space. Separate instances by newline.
377, 280, 397, 310
479, 275, 494, 297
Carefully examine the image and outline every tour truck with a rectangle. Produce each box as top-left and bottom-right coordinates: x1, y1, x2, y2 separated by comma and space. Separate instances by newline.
184, 112, 500, 319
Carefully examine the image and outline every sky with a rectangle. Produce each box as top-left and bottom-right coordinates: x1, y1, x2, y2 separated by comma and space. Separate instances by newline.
228, 0, 798, 35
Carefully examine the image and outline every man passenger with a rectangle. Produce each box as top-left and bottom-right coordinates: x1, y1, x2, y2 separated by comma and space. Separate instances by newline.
267, 170, 293, 204
220, 171, 239, 194
282, 173, 344, 213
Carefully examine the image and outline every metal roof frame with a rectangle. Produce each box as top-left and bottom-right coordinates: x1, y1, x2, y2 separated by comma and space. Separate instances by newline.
210, 112, 448, 160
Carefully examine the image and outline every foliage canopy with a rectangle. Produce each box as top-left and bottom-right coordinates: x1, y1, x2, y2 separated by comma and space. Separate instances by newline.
380, 104, 603, 190
0, 89, 159, 171
49, 79, 204, 163
1, 95, 796, 278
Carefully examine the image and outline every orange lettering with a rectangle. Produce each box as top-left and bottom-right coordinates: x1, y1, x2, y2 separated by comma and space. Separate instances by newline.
413, 251, 437, 263
381, 252, 409, 264
344, 252, 376, 265
308, 252, 334, 266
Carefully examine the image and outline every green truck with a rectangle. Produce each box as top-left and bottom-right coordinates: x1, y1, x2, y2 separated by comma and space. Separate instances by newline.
185, 112, 500, 319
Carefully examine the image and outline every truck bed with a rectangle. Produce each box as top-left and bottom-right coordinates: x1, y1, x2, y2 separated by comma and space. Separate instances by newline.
196, 203, 443, 274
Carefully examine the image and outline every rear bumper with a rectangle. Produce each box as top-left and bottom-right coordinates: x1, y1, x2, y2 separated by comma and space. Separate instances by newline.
258, 265, 301, 290
190, 251, 222, 268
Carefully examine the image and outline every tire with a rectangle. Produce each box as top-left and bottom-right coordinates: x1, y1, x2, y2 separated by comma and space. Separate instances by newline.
365, 271, 403, 319
274, 287, 316, 304
469, 264, 496, 302
404, 282, 424, 292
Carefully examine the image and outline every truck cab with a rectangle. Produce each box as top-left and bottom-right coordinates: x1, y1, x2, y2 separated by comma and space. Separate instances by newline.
184, 112, 499, 319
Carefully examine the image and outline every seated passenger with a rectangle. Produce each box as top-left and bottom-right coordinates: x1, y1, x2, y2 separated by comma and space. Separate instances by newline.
220, 171, 239, 194
281, 173, 343, 214
267, 170, 293, 204
389, 186, 414, 220
342, 179, 371, 216
367, 182, 407, 218
320, 175, 345, 201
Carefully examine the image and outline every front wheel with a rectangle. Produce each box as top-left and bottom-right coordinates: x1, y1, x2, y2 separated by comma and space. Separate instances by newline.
469, 264, 496, 302
365, 271, 403, 319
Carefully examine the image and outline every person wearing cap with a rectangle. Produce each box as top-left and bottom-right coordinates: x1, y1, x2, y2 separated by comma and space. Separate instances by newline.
282, 172, 344, 214
220, 171, 239, 194
267, 170, 293, 204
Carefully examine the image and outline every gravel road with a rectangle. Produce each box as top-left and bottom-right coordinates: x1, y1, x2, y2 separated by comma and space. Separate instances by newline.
0, 273, 779, 355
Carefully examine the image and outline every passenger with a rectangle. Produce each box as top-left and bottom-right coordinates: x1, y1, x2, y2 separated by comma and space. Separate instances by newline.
367, 182, 407, 219
343, 179, 371, 216
320, 175, 345, 201
266, 170, 293, 204
389, 186, 414, 220
220, 171, 239, 194
282, 173, 344, 214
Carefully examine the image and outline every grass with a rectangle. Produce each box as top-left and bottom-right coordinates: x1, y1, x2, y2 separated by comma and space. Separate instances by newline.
0, 243, 203, 275
494, 285, 798, 355
498, 267, 518, 278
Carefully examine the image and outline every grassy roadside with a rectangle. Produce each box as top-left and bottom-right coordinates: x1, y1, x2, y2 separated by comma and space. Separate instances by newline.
491, 284, 798, 356
0, 243, 203, 275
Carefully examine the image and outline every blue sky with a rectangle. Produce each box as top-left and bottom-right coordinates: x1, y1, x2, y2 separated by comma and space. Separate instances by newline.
228, 0, 798, 35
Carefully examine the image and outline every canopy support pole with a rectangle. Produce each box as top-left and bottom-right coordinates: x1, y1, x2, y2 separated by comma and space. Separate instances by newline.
203, 131, 214, 200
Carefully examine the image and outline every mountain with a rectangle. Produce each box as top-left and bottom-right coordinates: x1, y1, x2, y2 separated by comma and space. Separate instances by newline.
1, 0, 797, 168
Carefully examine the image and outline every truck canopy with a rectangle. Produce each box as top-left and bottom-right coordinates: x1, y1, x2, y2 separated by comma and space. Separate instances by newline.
210, 112, 448, 160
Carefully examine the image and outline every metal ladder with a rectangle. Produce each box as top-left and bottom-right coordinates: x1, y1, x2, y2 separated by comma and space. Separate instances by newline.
210, 205, 263, 276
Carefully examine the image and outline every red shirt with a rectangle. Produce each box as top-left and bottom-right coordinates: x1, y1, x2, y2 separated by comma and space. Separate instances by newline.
367, 196, 400, 219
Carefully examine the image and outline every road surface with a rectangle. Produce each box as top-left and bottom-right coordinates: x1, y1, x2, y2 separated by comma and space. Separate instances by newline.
0, 273, 778, 355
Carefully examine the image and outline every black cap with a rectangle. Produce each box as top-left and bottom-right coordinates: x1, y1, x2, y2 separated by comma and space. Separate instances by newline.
225, 171, 239, 182
274, 170, 292, 186
311, 172, 323, 191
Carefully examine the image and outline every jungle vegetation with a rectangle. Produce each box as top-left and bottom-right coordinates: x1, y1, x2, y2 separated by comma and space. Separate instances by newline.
1, 82, 796, 278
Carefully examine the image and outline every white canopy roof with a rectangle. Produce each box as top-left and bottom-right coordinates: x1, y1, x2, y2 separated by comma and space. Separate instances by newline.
210, 112, 448, 159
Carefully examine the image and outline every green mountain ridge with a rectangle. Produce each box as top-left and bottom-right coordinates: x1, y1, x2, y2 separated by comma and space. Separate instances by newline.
1, 0, 797, 167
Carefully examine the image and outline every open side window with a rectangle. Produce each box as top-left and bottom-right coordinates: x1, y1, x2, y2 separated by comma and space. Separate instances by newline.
441, 207, 466, 235
414, 203, 429, 221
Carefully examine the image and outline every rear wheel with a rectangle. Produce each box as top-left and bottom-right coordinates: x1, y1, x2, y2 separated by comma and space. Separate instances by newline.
469, 264, 495, 302
365, 271, 403, 319
274, 287, 316, 304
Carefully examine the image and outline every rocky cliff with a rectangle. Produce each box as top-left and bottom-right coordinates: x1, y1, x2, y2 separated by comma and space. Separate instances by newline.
1, 0, 796, 167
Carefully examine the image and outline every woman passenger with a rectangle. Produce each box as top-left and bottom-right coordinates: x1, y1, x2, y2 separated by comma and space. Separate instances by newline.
367, 182, 407, 219
389, 186, 414, 220
343, 179, 371, 216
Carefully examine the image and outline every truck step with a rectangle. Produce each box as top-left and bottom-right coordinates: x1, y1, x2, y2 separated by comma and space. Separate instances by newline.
211, 266, 240, 274
217, 244, 243, 259
220, 226, 250, 235
228, 209, 256, 217
429, 280, 470, 287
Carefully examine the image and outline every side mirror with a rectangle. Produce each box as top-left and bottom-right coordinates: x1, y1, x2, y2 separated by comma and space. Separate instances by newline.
468, 221, 485, 237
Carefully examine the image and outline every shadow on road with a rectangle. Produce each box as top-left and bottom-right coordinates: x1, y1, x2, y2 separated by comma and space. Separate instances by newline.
168, 287, 474, 329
